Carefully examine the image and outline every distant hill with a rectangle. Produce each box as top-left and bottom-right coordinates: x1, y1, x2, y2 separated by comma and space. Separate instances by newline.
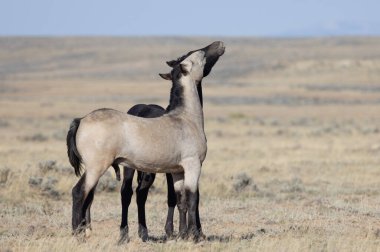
0, 37, 379, 86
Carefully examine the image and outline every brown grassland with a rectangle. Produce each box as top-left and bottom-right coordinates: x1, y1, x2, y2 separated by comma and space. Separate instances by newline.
0, 37, 380, 251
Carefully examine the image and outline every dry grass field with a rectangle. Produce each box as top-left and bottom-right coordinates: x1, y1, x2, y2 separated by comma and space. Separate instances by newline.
1, 37, 380, 251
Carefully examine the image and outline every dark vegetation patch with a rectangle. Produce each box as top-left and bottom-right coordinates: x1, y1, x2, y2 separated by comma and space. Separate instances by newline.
30, 160, 120, 199
261, 178, 308, 201
20, 133, 49, 142
207, 95, 380, 106
96, 171, 118, 192
0, 119, 10, 128
232, 173, 259, 192
210, 116, 380, 137
233, 173, 252, 192
29, 176, 60, 199
0, 167, 11, 185
27, 160, 76, 200
46, 113, 72, 121
38, 160, 72, 174
205, 228, 269, 243
300, 83, 380, 93
0, 84, 19, 93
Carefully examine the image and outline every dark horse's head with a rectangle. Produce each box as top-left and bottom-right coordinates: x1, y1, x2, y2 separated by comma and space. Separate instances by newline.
159, 41, 225, 83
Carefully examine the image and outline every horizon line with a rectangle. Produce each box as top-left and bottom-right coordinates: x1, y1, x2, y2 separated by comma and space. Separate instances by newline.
0, 34, 379, 39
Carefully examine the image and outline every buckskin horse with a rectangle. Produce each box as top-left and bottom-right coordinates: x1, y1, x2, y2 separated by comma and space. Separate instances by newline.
66, 41, 225, 241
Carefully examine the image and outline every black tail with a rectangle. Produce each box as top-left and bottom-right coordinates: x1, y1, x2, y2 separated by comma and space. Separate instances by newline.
67, 118, 83, 177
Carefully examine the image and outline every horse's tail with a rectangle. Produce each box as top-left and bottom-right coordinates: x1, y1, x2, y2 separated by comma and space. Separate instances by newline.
66, 118, 83, 177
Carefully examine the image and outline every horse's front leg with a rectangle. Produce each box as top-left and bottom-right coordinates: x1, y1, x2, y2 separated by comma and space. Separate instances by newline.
168, 174, 202, 239
136, 171, 156, 242
118, 166, 135, 244
182, 159, 202, 241
172, 172, 187, 239
165, 173, 177, 238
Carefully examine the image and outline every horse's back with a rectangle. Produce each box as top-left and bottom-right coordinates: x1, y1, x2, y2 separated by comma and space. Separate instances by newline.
82, 108, 125, 123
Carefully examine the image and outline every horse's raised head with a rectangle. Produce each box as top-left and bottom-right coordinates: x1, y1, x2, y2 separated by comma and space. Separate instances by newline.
164, 41, 225, 86
159, 41, 225, 82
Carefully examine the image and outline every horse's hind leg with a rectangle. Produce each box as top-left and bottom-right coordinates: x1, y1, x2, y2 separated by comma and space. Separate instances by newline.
165, 173, 176, 238
84, 182, 98, 237
72, 174, 86, 233
136, 171, 156, 242
118, 166, 135, 244
72, 170, 101, 236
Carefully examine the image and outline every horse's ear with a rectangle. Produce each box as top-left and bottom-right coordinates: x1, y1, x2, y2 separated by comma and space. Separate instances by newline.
159, 73, 172, 80
180, 60, 192, 75
166, 60, 176, 67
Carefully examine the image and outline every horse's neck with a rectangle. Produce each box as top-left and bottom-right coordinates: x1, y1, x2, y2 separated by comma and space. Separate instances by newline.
178, 78, 204, 130
166, 80, 203, 111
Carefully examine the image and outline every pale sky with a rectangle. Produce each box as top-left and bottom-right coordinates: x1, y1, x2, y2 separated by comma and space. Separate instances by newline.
0, 0, 379, 36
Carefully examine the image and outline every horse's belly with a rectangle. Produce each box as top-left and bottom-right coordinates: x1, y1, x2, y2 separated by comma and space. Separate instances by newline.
118, 121, 183, 173
117, 147, 182, 173
136, 164, 183, 173
117, 159, 183, 173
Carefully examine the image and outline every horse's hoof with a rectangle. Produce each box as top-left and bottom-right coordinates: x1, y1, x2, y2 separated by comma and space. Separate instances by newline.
177, 230, 188, 240
166, 233, 176, 240
72, 228, 87, 243
193, 233, 202, 243
165, 222, 174, 238
85, 227, 92, 238
198, 229, 206, 241
138, 225, 148, 242
187, 227, 204, 242
72, 222, 86, 236
118, 227, 130, 245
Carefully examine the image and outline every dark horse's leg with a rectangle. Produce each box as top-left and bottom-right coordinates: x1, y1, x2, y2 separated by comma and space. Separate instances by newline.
195, 188, 206, 238
113, 164, 121, 181
72, 172, 98, 236
164, 173, 176, 238
118, 166, 135, 244
136, 171, 156, 242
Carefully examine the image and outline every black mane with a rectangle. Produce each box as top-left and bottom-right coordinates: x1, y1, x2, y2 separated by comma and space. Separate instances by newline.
165, 50, 205, 112
165, 68, 184, 112
165, 76, 203, 113
167, 50, 195, 67
197, 82, 203, 107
